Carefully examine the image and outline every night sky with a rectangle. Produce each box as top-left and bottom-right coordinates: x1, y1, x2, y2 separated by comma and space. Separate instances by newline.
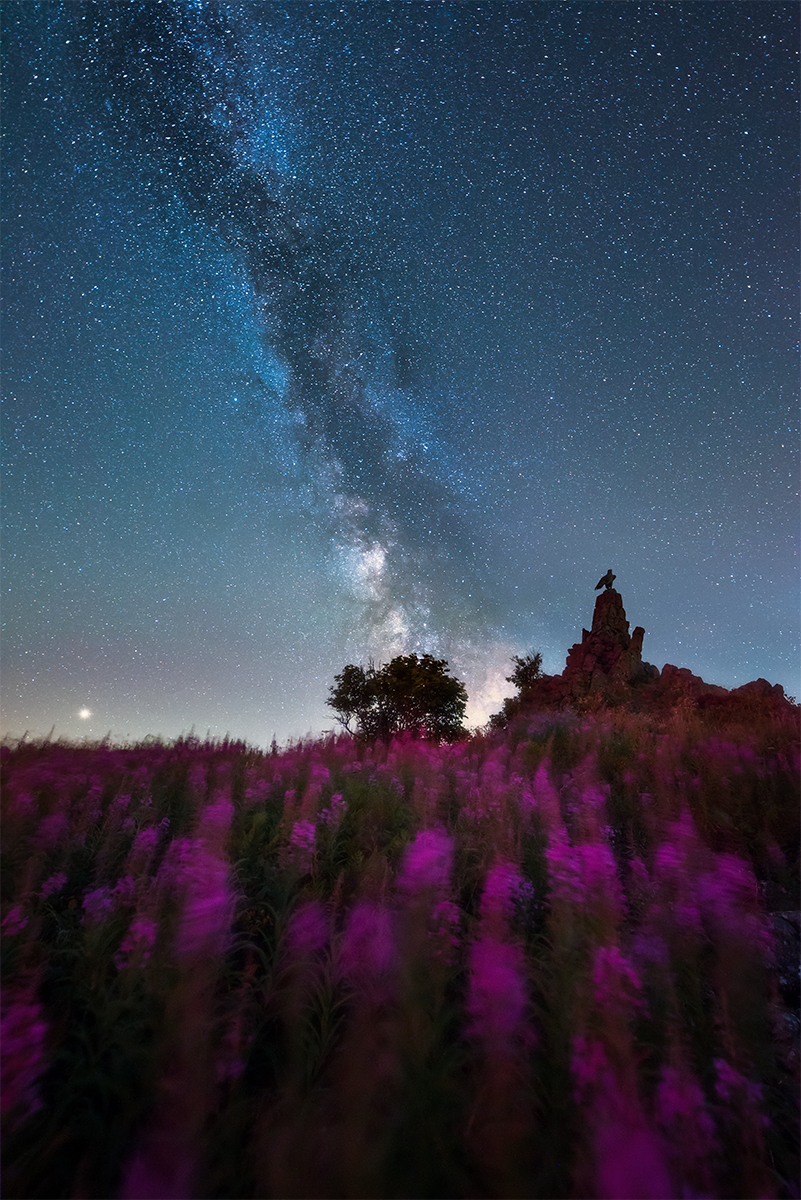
3, 2, 798, 745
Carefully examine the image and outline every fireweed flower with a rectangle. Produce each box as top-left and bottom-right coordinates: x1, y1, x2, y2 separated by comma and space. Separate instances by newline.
285, 900, 329, 961
591, 945, 643, 1018
714, 1058, 767, 1116
317, 793, 346, 829
429, 900, 461, 963
698, 853, 773, 960
175, 847, 234, 960
284, 819, 316, 873
39, 871, 68, 900
2, 905, 28, 935
466, 937, 528, 1051
337, 902, 396, 988
125, 825, 159, 875
398, 827, 453, 895
572, 1035, 674, 1200
114, 915, 158, 970
481, 862, 525, 919
113, 875, 137, 906
655, 1064, 715, 1142
0, 992, 48, 1128
82, 887, 114, 924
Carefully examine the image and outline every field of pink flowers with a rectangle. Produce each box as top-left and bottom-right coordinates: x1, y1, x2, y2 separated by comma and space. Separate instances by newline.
2, 703, 798, 1199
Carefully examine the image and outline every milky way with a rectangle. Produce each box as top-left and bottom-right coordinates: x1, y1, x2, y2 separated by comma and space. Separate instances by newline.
2, 2, 798, 743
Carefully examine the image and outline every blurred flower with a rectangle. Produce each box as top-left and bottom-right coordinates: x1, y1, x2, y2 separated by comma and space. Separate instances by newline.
655, 1065, 714, 1140
466, 937, 528, 1049
481, 861, 527, 923
714, 1058, 765, 1112
82, 887, 114, 924
338, 902, 396, 985
2, 906, 28, 935
33, 811, 68, 851
398, 827, 453, 894
176, 848, 234, 959
286, 900, 328, 960
114, 915, 158, 969
591, 945, 643, 1017
40, 871, 68, 900
429, 899, 461, 962
317, 793, 347, 828
0, 993, 47, 1127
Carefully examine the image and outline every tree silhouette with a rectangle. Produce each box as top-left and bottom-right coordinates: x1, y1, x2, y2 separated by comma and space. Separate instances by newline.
506, 651, 543, 692
327, 654, 468, 742
489, 650, 544, 729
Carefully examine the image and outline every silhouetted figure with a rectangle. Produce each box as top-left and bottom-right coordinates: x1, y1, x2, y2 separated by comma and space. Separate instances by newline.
595, 569, 616, 590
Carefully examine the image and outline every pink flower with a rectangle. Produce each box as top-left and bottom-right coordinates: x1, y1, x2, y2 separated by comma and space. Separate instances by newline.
286, 901, 329, 960
466, 937, 528, 1048
591, 945, 642, 1017
714, 1058, 766, 1113
479, 864, 522, 916
545, 832, 583, 904
40, 871, 67, 899
82, 887, 114, 924
572, 1033, 611, 1100
0, 993, 47, 1126
398, 828, 453, 894
114, 915, 158, 969
283, 819, 316, 873
655, 1065, 715, 1140
175, 848, 234, 959
594, 1118, 674, 1200
337, 902, 396, 985
2, 906, 28, 936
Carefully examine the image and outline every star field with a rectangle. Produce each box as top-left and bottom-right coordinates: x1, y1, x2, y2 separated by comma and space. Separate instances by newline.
2, 1, 798, 744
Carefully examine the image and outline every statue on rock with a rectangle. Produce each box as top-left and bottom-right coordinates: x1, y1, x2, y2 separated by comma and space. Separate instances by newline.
595, 569, 616, 590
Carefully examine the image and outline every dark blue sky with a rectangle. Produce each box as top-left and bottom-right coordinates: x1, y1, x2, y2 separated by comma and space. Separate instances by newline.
3, 1, 798, 744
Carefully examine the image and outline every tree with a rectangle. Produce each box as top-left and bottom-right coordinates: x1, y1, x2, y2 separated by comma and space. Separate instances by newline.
489, 650, 544, 729
327, 653, 468, 742
506, 651, 543, 692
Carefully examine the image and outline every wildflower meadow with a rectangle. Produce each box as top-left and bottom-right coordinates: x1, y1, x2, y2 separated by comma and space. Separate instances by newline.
1, 702, 798, 1198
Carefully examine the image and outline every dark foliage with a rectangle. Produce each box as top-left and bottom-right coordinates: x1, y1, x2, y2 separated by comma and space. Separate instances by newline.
327, 654, 468, 742
489, 651, 544, 729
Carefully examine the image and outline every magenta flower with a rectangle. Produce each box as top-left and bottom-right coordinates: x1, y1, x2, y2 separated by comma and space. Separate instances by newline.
591, 945, 643, 1017
82, 887, 114, 924
114, 915, 158, 969
594, 1117, 674, 1200
0, 993, 47, 1127
480, 861, 525, 922
1, 906, 28, 936
398, 827, 453, 895
655, 1064, 715, 1140
39, 871, 68, 899
175, 847, 234, 959
285, 900, 329, 960
466, 937, 528, 1049
337, 902, 396, 985
714, 1058, 766, 1114
33, 811, 68, 852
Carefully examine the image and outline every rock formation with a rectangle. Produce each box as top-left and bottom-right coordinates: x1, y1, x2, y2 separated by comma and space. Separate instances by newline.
495, 588, 792, 719
562, 588, 660, 694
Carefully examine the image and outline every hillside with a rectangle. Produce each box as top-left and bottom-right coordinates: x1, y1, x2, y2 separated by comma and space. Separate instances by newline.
2, 693, 798, 1199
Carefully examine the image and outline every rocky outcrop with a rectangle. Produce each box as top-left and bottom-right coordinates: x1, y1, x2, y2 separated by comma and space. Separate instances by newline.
503, 589, 792, 717
562, 589, 659, 694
